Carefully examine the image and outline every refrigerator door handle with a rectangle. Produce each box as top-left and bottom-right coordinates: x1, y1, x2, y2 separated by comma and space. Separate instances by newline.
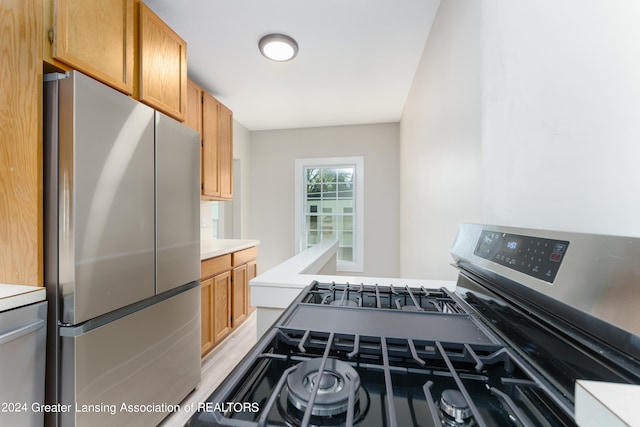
0, 319, 45, 346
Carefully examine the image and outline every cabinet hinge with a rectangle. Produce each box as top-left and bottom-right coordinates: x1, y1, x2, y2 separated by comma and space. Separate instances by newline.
201, 183, 204, 190
47, 28, 54, 45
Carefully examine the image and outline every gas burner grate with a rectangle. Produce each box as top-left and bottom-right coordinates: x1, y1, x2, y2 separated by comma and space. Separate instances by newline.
189, 326, 574, 427
304, 282, 466, 313
262, 327, 568, 427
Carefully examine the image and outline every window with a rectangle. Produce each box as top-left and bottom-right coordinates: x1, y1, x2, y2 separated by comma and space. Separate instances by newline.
295, 157, 364, 272
200, 201, 221, 239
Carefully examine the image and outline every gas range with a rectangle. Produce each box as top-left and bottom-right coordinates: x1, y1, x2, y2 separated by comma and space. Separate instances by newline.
188, 224, 640, 426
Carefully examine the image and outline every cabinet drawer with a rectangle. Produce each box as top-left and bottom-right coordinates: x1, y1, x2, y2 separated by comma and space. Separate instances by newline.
201, 254, 231, 278
232, 247, 258, 267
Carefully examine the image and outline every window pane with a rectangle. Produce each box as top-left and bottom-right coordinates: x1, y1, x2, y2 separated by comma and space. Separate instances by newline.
339, 200, 353, 211
337, 168, 353, 183
307, 190, 321, 199
320, 200, 336, 213
339, 247, 353, 262
306, 215, 318, 232
322, 168, 338, 183
307, 168, 320, 182
339, 231, 353, 247
321, 183, 336, 198
338, 216, 353, 232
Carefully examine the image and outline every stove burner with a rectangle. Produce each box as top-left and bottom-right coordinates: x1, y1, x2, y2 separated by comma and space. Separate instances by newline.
329, 299, 358, 307
439, 389, 474, 426
286, 358, 360, 417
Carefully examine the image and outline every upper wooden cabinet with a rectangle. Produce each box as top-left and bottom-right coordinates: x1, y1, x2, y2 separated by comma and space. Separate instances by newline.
45, 0, 187, 120
192, 86, 233, 201
185, 79, 202, 133
48, 0, 135, 95
218, 102, 233, 199
137, 1, 187, 121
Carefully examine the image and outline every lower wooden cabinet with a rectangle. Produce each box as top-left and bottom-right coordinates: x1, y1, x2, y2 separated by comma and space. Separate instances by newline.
200, 246, 257, 358
200, 277, 214, 356
213, 271, 231, 343
231, 265, 248, 327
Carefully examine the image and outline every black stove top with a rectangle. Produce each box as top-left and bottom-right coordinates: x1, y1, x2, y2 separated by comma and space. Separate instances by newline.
187, 223, 640, 427
188, 282, 579, 427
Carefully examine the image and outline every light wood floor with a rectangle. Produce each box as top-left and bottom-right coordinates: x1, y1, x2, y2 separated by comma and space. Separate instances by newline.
159, 311, 258, 426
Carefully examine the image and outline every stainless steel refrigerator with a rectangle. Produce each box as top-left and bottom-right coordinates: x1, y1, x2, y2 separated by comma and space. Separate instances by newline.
44, 71, 201, 426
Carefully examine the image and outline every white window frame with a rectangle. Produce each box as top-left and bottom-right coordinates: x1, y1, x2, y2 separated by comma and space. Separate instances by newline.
294, 156, 364, 272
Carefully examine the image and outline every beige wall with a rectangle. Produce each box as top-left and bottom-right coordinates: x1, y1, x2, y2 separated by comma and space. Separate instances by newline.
399, 0, 483, 280
249, 123, 400, 276
231, 120, 252, 238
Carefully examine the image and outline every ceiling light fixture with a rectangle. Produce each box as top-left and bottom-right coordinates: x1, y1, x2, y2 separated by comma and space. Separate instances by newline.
259, 34, 298, 62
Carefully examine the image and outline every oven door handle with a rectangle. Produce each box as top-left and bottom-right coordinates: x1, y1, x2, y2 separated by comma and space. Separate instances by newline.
0, 319, 45, 346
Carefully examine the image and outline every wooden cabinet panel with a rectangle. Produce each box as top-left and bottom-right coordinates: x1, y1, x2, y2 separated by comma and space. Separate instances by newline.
201, 254, 231, 278
231, 265, 247, 327
185, 79, 202, 133
232, 247, 258, 267
200, 277, 214, 357
213, 271, 231, 343
1, 0, 43, 286
52, 0, 134, 94
218, 102, 233, 199
201, 92, 233, 200
138, 1, 187, 121
202, 91, 220, 198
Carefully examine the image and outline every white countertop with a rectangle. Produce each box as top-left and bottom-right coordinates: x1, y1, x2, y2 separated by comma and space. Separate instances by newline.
250, 240, 456, 309
201, 239, 260, 260
0, 284, 47, 312
575, 380, 640, 427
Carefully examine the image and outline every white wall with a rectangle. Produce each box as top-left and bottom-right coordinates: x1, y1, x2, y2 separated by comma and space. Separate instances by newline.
482, 1, 640, 237
250, 123, 400, 276
399, 0, 483, 280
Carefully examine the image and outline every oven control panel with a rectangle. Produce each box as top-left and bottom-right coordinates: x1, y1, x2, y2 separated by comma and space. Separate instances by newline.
474, 230, 569, 283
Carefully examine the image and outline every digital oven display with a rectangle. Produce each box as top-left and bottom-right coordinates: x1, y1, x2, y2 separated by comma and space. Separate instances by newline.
474, 230, 569, 283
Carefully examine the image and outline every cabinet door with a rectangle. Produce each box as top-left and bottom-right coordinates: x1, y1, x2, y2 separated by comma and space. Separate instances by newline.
53, 0, 134, 95
185, 79, 202, 133
246, 260, 258, 314
138, 1, 187, 121
201, 92, 234, 200
213, 271, 231, 343
218, 102, 233, 199
231, 265, 247, 327
201, 278, 214, 357
201, 92, 220, 198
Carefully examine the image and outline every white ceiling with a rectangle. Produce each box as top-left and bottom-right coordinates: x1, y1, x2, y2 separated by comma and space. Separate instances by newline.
144, 0, 441, 131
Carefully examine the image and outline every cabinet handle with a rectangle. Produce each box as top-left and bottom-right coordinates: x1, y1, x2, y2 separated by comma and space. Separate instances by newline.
0, 319, 45, 346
